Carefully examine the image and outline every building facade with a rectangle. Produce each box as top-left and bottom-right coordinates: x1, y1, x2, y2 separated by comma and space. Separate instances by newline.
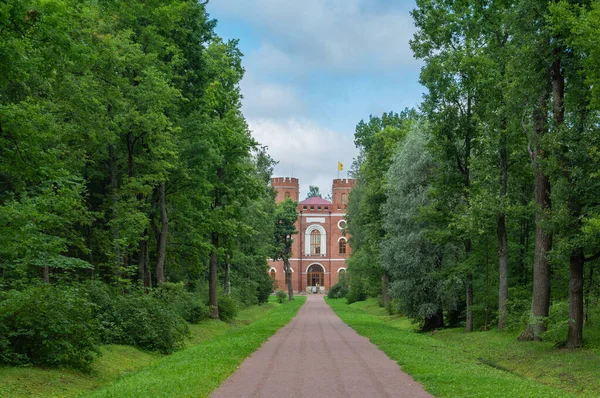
268, 177, 354, 293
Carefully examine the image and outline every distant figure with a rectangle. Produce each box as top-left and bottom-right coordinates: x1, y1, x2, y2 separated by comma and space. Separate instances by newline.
316, 283, 320, 294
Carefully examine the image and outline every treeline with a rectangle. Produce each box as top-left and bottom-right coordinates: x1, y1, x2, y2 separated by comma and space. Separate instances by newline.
0, 0, 277, 367
345, 0, 600, 349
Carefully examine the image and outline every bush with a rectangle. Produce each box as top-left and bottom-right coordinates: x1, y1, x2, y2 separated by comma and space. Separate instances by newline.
328, 283, 348, 299
150, 283, 209, 324
0, 285, 99, 370
257, 275, 276, 304
217, 295, 238, 322
174, 293, 209, 324
276, 290, 287, 303
346, 280, 367, 304
109, 295, 189, 354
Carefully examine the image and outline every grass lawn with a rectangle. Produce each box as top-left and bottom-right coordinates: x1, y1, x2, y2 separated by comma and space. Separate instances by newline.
327, 298, 600, 397
0, 296, 305, 398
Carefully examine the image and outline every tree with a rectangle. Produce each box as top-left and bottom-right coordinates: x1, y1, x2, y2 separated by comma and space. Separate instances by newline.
382, 123, 453, 330
272, 198, 299, 301
306, 186, 322, 198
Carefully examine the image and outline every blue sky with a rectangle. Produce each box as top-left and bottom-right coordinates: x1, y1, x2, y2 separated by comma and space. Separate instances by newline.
207, 0, 425, 198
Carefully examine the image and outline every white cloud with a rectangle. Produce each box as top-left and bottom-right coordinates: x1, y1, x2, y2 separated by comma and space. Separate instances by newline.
249, 117, 357, 199
211, 0, 419, 74
241, 75, 305, 119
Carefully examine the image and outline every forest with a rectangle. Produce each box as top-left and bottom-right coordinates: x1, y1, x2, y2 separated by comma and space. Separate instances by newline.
342, 0, 600, 350
0, 0, 283, 369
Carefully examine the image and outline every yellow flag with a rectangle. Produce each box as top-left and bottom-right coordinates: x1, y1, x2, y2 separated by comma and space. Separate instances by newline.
338, 161, 343, 171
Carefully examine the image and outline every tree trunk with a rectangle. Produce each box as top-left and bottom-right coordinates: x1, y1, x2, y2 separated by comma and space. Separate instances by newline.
423, 310, 444, 331
519, 70, 553, 342
109, 144, 121, 279
585, 263, 594, 324
382, 272, 391, 309
155, 183, 167, 284
465, 239, 473, 332
138, 234, 146, 283
498, 133, 509, 331
466, 271, 473, 332
567, 249, 585, 349
42, 266, 50, 283
209, 231, 219, 319
223, 256, 231, 296
138, 231, 152, 288
285, 258, 294, 301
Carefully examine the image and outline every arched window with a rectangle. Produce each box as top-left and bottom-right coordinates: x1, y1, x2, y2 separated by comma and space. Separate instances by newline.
285, 192, 290, 199
269, 269, 276, 279
341, 193, 348, 205
310, 230, 321, 255
307, 264, 325, 287
338, 268, 346, 274
339, 238, 347, 254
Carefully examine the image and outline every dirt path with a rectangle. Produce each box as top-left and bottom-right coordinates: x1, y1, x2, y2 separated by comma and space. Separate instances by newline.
212, 295, 432, 398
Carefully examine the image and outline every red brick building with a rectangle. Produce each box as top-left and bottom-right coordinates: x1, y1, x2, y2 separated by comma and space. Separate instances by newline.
268, 177, 354, 293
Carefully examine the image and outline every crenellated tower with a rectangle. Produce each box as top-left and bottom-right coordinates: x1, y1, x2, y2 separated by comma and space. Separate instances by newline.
331, 178, 354, 210
271, 177, 299, 203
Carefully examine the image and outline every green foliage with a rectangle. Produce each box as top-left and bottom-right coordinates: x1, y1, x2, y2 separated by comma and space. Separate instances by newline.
82, 281, 189, 353
346, 279, 368, 304
0, 285, 99, 370
108, 295, 189, 354
328, 272, 349, 299
275, 290, 288, 303
217, 295, 238, 322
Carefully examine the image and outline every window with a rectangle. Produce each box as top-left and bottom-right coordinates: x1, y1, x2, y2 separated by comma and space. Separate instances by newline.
306, 264, 324, 287
310, 230, 321, 255
339, 238, 347, 254
269, 269, 276, 279
285, 192, 290, 199
338, 268, 346, 274
341, 193, 348, 205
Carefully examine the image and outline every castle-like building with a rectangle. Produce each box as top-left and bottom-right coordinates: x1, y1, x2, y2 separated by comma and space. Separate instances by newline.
269, 177, 354, 293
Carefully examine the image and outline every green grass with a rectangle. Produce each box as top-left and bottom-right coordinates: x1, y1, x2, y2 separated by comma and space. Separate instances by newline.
87, 296, 305, 397
327, 298, 600, 397
0, 297, 305, 398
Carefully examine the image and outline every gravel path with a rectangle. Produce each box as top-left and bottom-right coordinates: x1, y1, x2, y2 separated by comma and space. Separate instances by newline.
212, 295, 432, 398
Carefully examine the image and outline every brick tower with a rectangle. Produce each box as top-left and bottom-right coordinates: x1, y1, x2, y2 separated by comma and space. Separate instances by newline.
331, 178, 354, 210
271, 177, 299, 203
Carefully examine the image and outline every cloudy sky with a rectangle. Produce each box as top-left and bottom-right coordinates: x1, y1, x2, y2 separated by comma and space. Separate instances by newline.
207, 0, 424, 198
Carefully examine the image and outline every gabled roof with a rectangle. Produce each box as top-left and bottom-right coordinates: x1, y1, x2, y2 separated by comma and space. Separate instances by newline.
299, 196, 332, 205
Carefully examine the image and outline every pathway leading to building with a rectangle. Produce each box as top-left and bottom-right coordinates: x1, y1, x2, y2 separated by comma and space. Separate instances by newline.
212, 295, 432, 398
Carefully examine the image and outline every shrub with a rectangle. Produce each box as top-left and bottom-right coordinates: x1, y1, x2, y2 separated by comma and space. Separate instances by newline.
328, 283, 348, 299
257, 275, 276, 304
0, 285, 99, 370
346, 280, 367, 304
150, 283, 209, 324
217, 295, 238, 322
173, 293, 209, 324
276, 290, 287, 303
109, 295, 189, 354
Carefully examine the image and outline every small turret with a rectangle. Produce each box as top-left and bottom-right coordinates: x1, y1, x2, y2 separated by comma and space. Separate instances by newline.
271, 177, 299, 203
332, 179, 354, 210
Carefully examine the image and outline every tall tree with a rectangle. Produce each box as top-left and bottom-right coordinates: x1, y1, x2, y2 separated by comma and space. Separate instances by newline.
273, 198, 299, 301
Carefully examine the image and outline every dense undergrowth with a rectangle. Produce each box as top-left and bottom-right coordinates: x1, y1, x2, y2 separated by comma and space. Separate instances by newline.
0, 280, 269, 370
0, 296, 304, 398
328, 298, 600, 397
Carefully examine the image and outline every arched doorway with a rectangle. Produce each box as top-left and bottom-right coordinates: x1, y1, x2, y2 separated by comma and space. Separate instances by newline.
306, 263, 325, 288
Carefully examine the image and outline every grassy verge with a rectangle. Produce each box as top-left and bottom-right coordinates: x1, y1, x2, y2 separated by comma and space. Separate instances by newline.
0, 297, 305, 398
87, 296, 305, 397
327, 298, 600, 397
